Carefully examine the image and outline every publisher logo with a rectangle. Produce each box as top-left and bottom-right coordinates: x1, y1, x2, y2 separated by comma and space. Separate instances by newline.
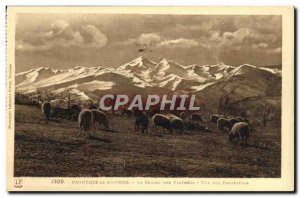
14, 179, 23, 188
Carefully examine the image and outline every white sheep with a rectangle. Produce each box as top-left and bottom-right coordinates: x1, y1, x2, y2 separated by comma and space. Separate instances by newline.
78, 109, 94, 136
228, 122, 250, 145
91, 109, 109, 129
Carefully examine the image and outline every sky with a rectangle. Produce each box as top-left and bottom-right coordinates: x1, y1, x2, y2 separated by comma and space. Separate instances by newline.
15, 14, 282, 72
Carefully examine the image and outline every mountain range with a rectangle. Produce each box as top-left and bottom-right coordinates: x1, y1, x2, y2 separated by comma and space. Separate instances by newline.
15, 56, 282, 108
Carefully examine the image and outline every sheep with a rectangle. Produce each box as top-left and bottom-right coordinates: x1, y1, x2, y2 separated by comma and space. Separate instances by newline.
190, 113, 203, 122
41, 101, 52, 120
134, 111, 149, 133
217, 117, 231, 132
78, 109, 94, 136
166, 114, 184, 134
91, 109, 109, 130
171, 118, 184, 133
210, 114, 220, 123
152, 114, 172, 133
228, 122, 250, 145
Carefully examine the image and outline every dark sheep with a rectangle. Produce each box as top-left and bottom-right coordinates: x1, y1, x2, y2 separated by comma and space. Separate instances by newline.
166, 114, 184, 133
135, 111, 149, 133
41, 101, 51, 120
217, 117, 231, 132
171, 118, 184, 133
190, 113, 203, 122
152, 114, 172, 133
228, 122, 250, 145
229, 118, 240, 126
91, 109, 109, 129
210, 114, 220, 123
78, 109, 94, 136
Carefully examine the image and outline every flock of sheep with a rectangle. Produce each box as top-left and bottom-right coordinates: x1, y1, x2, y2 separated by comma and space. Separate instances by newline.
41, 101, 251, 145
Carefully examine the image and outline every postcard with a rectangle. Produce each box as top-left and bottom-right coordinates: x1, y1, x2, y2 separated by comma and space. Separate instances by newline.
6, 6, 294, 191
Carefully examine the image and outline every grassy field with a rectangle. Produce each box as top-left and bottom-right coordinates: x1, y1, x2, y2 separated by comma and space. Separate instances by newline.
14, 104, 281, 177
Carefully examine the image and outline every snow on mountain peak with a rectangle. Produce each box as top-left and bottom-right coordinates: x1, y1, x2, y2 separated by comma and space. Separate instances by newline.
15, 56, 282, 101
117, 56, 156, 71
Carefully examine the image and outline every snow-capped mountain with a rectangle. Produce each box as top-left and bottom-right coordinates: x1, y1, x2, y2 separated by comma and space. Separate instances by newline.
15, 56, 281, 102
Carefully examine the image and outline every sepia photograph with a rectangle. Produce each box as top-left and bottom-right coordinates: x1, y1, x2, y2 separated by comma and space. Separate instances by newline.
6, 6, 294, 192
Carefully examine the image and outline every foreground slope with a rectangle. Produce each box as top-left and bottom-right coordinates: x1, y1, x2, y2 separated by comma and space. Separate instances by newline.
15, 105, 280, 177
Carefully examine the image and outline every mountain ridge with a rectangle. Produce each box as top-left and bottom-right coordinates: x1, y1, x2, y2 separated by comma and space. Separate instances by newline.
15, 56, 282, 104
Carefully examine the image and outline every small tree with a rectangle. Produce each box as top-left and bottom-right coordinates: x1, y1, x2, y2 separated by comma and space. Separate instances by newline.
256, 103, 273, 127
218, 95, 231, 115
42, 89, 57, 101
61, 90, 76, 109
36, 88, 43, 104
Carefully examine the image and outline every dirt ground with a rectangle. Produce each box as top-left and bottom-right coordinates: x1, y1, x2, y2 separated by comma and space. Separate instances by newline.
14, 104, 281, 177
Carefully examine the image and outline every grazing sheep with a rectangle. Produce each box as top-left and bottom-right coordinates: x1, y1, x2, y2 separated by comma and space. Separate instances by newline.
171, 118, 184, 133
134, 111, 149, 133
41, 101, 52, 120
217, 117, 231, 132
152, 114, 172, 133
228, 122, 250, 145
210, 114, 220, 123
166, 114, 184, 133
190, 113, 203, 122
78, 109, 94, 136
91, 109, 109, 130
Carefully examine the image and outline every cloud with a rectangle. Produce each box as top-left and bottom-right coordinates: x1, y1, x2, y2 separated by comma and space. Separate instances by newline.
121, 33, 162, 46
50, 20, 70, 35
200, 27, 279, 51
81, 25, 107, 48
252, 42, 269, 49
16, 20, 107, 51
122, 33, 199, 48
267, 47, 282, 54
157, 38, 199, 48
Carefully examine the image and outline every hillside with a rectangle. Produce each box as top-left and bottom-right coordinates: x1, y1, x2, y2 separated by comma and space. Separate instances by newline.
14, 104, 281, 177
